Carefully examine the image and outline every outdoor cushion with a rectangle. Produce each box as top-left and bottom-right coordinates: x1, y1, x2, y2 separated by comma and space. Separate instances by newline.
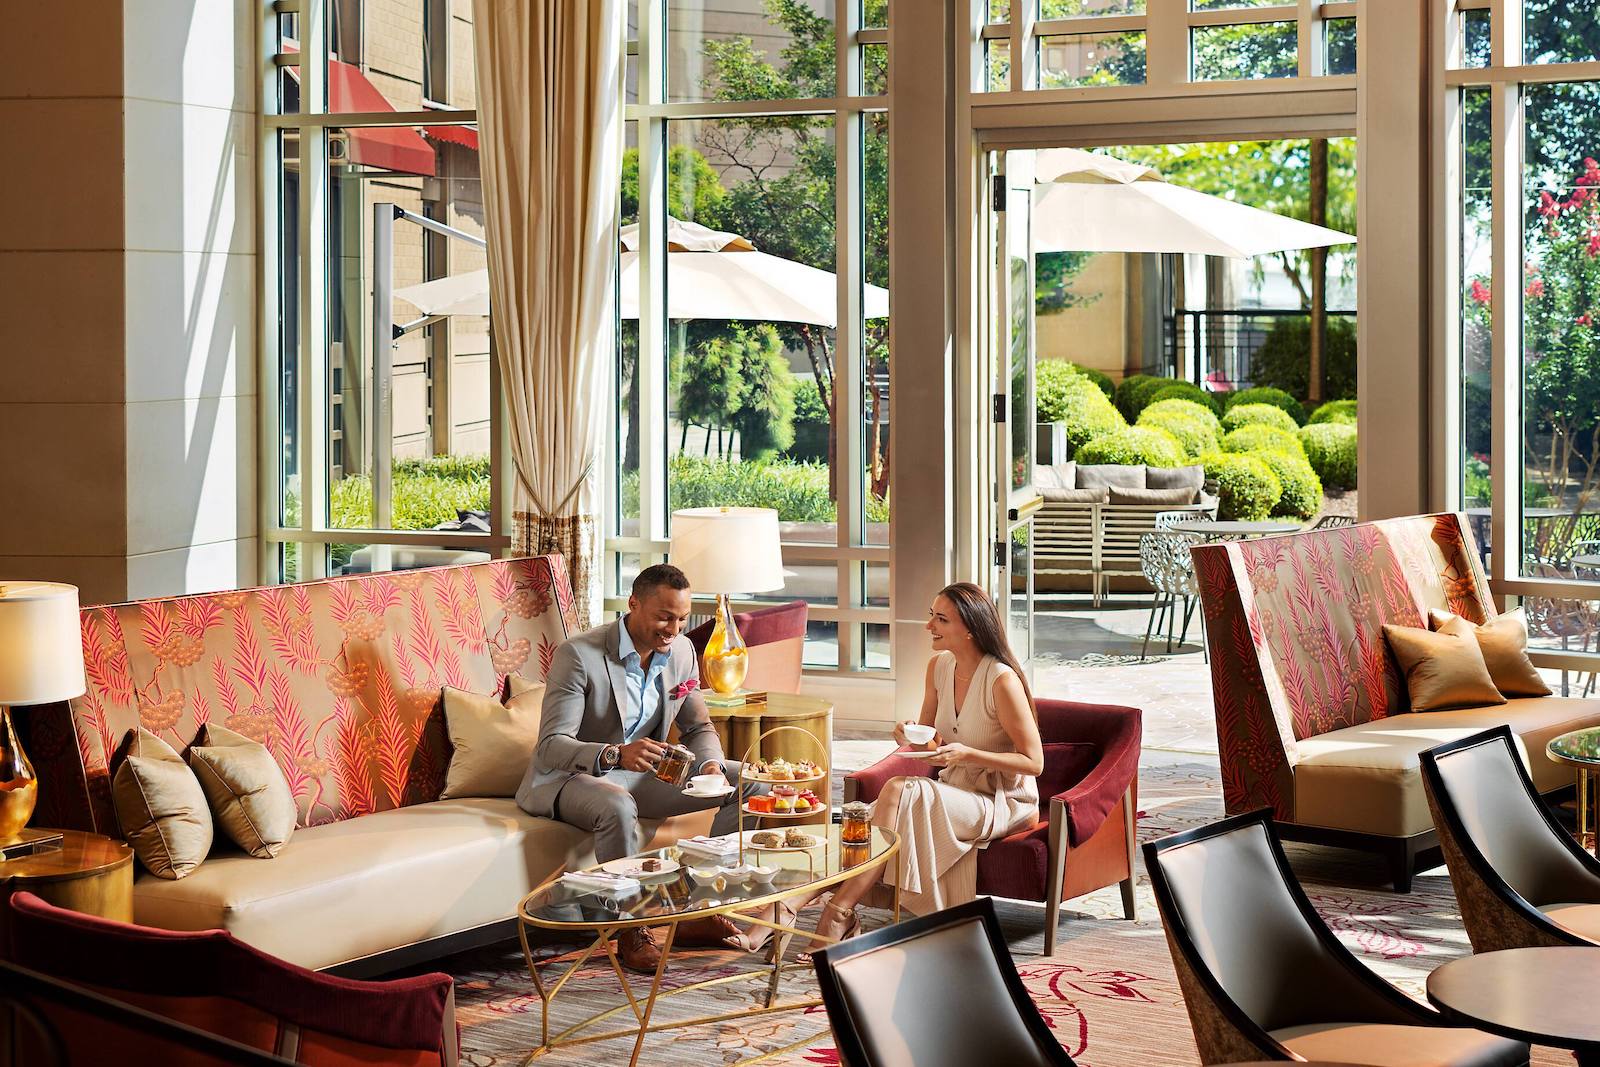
1040, 486, 1109, 503
1108, 486, 1195, 507
1145, 464, 1205, 494
1075, 463, 1147, 490
1034, 462, 1075, 491
130, 798, 697, 971
1292, 697, 1600, 837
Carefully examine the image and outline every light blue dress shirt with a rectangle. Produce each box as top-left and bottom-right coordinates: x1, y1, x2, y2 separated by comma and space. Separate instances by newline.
617, 617, 667, 743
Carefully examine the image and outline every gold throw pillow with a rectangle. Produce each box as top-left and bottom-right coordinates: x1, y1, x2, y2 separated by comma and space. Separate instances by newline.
187, 724, 297, 858
1383, 622, 1507, 712
112, 728, 213, 880
1429, 608, 1553, 698
440, 677, 545, 799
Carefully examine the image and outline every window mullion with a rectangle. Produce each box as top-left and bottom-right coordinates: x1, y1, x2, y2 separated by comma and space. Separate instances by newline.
1146, 0, 1188, 87
299, 0, 329, 579
638, 0, 667, 549
1010, 0, 1036, 91
1488, 74, 1521, 591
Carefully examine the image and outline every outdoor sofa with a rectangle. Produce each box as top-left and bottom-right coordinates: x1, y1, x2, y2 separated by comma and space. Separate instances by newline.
19, 556, 705, 975
1033, 461, 1217, 603
1193, 512, 1600, 891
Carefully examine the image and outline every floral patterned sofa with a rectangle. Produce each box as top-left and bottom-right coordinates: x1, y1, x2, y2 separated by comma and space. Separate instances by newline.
18, 556, 699, 974
1193, 513, 1600, 892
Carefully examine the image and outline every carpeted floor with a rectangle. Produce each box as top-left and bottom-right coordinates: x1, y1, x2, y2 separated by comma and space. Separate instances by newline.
432, 747, 1575, 1066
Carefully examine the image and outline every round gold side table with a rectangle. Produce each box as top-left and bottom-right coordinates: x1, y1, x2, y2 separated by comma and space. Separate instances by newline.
0, 829, 134, 926
1547, 727, 1600, 850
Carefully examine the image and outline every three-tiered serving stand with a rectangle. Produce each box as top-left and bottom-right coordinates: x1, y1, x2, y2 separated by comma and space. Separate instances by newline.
736, 724, 829, 868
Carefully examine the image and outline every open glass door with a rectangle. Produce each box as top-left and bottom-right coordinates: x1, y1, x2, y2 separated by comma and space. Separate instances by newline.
992, 151, 1041, 670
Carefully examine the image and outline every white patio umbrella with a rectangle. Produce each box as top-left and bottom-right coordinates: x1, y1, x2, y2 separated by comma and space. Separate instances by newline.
1031, 147, 1355, 257
394, 217, 889, 329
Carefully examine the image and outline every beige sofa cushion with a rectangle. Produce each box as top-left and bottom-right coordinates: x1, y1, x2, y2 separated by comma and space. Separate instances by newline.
130, 798, 708, 971
1293, 697, 1600, 837
1270, 1022, 1527, 1067
440, 681, 544, 799
113, 728, 213, 880
1430, 607, 1553, 698
187, 724, 296, 858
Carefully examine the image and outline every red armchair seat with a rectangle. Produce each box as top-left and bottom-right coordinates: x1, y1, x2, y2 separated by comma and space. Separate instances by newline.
6, 891, 458, 1066
845, 698, 1141, 955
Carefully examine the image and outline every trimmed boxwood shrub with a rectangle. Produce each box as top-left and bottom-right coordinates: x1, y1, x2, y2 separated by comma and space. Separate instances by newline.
1114, 373, 1162, 418
1199, 452, 1282, 521
624, 456, 890, 524
1224, 386, 1308, 425
1141, 397, 1222, 435
1148, 381, 1224, 418
1299, 422, 1358, 489
1222, 402, 1300, 434
1137, 410, 1218, 459
1251, 449, 1322, 520
1222, 424, 1307, 459
1075, 426, 1187, 468
1054, 386, 1127, 456
1309, 398, 1358, 425
1065, 362, 1115, 398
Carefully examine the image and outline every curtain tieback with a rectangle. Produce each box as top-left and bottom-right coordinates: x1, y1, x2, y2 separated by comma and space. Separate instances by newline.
524, 457, 596, 521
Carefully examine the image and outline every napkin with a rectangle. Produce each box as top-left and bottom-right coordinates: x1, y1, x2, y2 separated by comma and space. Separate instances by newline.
678, 833, 742, 860
559, 870, 641, 894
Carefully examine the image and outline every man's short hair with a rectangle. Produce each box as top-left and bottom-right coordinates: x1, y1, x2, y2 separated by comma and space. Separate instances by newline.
631, 563, 691, 600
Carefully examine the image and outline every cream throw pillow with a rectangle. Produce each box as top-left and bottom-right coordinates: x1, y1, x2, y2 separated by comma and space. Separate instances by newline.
441, 677, 545, 799
112, 728, 213, 880
1383, 622, 1507, 712
1429, 608, 1553, 698
188, 724, 296, 858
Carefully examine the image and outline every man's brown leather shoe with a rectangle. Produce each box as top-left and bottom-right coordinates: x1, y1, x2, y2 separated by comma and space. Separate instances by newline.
616, 927, 662, 974
674, 914, 744, 948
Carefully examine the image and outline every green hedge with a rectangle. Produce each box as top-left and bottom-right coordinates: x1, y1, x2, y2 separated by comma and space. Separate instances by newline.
1064, 362, 1115, 398
1141, 397, 1222, 435
1148, 381, 1223, 418
1074, 426, 1187, 468
1224, 386, 1308, 425
1309, 398, 1358, 425
1222, 424, 1307, 460
1037, 360, 1108, 422
1049, 384, 1127, 457
1299, 423, 1358, 489
1114, 374, 1162, 419
623, 455, 890, 524
1222, 403, 1300, 435
1136, 410, 1218, 460
1251, 449, 1322, 520
1199, 452, 1283, 521
328, 455, 491, 531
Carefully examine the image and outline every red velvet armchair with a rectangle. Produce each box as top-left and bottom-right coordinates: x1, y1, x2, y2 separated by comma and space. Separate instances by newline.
844, 699, 1141, 956
6, 891, 459, 1066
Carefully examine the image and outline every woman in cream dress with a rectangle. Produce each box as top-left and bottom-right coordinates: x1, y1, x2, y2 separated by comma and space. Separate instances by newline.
807, 581, 1043, 948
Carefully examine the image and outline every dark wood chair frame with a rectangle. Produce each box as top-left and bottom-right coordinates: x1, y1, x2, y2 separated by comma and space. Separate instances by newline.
809, 897, 1077, 1067
1420, 725, 1600, 951
1144, 809, 1453, 1063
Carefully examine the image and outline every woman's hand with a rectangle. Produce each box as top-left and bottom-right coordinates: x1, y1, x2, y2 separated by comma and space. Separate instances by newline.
928, 742, 976, 768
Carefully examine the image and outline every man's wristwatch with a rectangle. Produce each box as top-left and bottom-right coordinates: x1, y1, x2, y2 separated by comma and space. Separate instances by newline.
599, 744, 621, 772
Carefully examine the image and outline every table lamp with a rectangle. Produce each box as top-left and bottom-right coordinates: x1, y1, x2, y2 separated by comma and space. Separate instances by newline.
0, 582, 86, 852
669, 507, 785, 703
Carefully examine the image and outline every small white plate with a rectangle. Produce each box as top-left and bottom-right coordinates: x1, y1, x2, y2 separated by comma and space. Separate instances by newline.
682, 784, 735, 799
744, 830, 826, 852
899, 750, 939, 760
600, 857, 681, 878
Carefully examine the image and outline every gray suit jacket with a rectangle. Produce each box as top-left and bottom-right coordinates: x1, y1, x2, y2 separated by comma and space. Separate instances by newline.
515, 619, 724, 817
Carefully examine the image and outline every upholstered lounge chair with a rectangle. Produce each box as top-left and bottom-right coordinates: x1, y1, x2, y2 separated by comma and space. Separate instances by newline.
687, 599, 809, 694
1421, 725, 1600, 951
844, 698, 1140, 956
1145, 811, 1529, 1066
7, 891, 459, 1066
811, 897, 1077, 1067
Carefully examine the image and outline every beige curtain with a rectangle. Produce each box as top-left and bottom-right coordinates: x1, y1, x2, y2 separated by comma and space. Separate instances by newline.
472, 0, 622, 629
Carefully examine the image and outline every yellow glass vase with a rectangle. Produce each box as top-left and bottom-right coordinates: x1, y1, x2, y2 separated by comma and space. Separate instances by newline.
702, 595, 749, 695
0, 707, 38, 842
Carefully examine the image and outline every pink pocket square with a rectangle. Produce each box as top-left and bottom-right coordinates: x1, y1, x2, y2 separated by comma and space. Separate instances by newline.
670, 678, 699, 700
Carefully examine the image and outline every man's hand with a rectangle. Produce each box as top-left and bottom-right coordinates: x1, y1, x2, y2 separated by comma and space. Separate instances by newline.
618, 738, 668, 772
699, 760, 722, 777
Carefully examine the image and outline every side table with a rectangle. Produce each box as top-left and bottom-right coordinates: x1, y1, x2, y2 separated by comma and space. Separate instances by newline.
0, 830, 133, 930
1547, 727, 1600, 849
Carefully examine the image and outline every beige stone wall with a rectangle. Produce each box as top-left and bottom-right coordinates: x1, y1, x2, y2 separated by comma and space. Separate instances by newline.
1035, 253, 1129, 382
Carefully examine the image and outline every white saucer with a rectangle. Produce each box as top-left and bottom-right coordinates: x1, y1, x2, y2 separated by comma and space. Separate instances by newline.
683, 784, 735, 799
600, 857, 681, 878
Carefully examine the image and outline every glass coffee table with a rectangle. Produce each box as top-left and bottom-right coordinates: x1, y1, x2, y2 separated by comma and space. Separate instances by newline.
517, 824, 901, 1066
1548, 727, 1600, 849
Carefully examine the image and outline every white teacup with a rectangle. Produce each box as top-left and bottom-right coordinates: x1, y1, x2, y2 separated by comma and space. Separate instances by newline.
688, 773, 726, 793
903, 723, 936, 746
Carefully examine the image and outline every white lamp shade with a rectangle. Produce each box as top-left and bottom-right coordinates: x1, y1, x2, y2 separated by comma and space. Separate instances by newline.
0, 582, 86, 705
669, 508, 786, 594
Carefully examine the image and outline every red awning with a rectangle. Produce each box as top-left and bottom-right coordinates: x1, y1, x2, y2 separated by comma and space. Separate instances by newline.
282, 50, 436, 177
423, 124, 479, 152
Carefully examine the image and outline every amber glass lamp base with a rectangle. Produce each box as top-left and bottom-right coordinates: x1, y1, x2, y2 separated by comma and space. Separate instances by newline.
702, 594, 749, 696
0, 705, 38, 843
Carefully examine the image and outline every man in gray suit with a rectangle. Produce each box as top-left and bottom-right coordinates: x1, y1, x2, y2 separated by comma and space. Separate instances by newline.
517, 563, 746, 971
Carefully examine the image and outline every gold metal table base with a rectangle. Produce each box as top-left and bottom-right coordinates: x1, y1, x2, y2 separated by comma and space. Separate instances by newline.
1578, 767, 1596, 852
517, 894, 899, 1067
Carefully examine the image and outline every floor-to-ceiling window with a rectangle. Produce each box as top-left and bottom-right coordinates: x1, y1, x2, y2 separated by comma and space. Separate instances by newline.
1447, 0, 1600, 678
264, 0, 498, 584
616, 0, 891, 675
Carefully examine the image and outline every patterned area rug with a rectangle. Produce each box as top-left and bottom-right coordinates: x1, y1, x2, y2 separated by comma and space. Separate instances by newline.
440, 751, 1573, 1066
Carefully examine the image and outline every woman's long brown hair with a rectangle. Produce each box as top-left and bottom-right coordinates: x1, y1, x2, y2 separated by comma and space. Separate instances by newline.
936, 582, 1036, 716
